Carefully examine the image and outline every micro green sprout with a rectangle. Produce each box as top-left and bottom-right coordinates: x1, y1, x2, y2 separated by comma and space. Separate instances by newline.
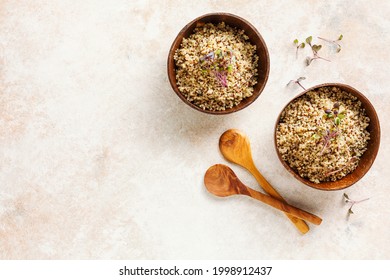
305, 36, 330, 66
287, 77, 306, 90
199, 49, 235, 87
292, 34, 342, 66
318, 34, 343, 52
293, 39, 305, 59
325, 157, 358, 177
344, 193, 369, 215
322, 102, 346, 126
319, 129, 339, 155
313, 102, 347, 154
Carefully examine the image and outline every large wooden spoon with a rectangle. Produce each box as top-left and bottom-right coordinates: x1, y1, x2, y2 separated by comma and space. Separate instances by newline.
204, 164, 322, 225
219, 129, 311, 234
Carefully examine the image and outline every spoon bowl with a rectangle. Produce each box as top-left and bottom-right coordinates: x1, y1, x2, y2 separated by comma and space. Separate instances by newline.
204, 163, 251, 197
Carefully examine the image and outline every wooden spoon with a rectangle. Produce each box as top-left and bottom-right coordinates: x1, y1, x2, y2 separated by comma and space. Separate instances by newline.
204, 164, 322, 225
219, 129, 311, 234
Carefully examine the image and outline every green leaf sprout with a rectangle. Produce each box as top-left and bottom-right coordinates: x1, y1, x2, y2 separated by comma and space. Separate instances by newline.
293, 39, 306, 58
305, 35, 330, 66
293, 34, 343, 66
343, 193, 369, 216
322, 102, 346, 126
318, 34, 343, 52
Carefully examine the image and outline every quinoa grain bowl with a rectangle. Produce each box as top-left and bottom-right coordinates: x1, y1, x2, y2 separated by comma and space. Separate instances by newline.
167, 13, 270, 114
174, 22, 258, 111
275, 84, 380, 190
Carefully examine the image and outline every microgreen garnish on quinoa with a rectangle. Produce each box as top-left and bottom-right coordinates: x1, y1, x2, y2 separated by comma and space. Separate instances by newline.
174, 22, 259, 111
276, 86, 370, 183
199, 49, 236, 87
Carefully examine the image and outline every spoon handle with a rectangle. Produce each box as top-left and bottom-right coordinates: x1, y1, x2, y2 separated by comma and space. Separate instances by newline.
245, 187, 322, 225
247, 164, 311, 233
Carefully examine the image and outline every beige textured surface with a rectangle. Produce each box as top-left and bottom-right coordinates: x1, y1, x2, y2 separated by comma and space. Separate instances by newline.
0, 0, 389, 259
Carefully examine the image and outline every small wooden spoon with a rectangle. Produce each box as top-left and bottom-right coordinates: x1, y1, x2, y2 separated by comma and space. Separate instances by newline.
219, 129, 311, 233
204, 164, 322, 225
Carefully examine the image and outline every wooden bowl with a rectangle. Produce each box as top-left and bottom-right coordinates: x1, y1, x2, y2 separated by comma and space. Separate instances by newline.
167, 13, 270, 115
274, 83, 380, 191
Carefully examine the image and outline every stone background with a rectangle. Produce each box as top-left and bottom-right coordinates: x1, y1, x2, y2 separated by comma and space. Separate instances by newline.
0, 0, 389, 259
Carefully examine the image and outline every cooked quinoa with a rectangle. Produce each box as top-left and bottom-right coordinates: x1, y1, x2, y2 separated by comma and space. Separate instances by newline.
174, 22, 259, 111
276, 86, 370, 183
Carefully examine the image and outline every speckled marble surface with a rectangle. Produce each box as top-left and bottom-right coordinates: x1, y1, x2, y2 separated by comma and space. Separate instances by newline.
0, 0, 389, 259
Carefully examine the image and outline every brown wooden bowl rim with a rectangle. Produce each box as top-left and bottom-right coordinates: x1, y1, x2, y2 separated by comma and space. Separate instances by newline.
167, 12, 270, 115
274, 83, 381, 191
